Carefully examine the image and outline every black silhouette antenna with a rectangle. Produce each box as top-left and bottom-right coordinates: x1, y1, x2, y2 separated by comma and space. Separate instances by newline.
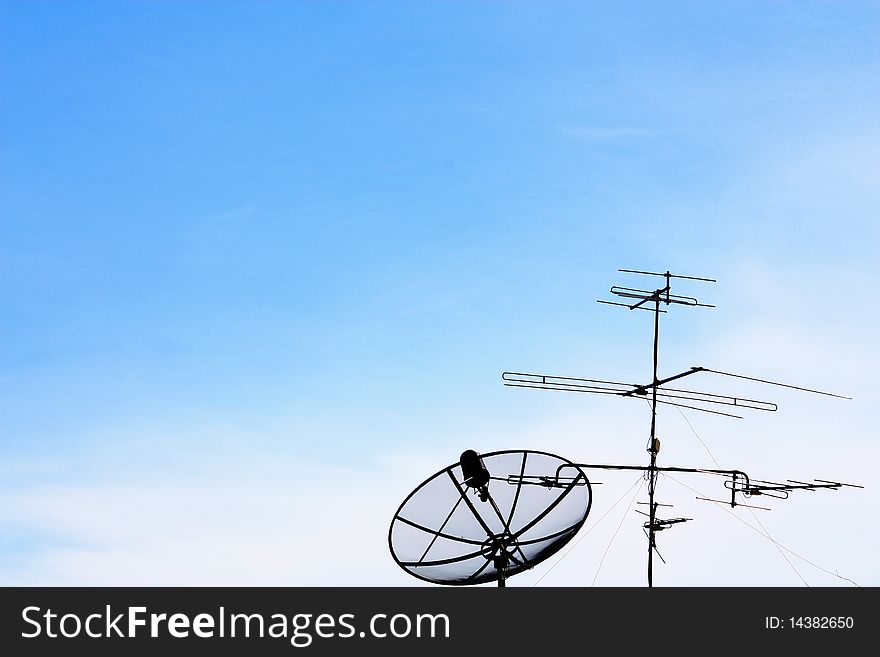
502, 269, 861, 587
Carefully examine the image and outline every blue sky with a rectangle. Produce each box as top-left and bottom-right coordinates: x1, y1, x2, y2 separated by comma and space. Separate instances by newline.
1, 2, 878, 585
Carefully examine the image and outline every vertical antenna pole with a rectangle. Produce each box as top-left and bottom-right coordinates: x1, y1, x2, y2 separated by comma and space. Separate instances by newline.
646, 272, 669, 587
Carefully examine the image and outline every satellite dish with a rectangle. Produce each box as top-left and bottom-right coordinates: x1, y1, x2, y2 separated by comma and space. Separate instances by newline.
389, 449, 592, 586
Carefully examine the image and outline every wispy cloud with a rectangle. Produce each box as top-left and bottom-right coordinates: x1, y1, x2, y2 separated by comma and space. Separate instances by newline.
0, 454, 413, 586
201, 205, 258, 225
556, 125, 651, 141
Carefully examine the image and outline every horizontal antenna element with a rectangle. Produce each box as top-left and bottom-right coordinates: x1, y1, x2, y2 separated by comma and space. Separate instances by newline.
502, 370, 778, 418
694, 368, 852, 400
618, 268, 717, 282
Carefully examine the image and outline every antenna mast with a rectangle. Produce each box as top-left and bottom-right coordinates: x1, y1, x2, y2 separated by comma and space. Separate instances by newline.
625, 269, 715, 587
502, 268, 860, 587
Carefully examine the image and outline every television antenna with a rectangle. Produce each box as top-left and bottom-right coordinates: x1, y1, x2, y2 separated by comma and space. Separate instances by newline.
502, 268, 861, 586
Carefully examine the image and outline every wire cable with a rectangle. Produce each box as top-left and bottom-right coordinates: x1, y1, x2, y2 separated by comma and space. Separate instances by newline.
662, 472, 807, 584
745, 504, 808, 586
591, 478, 645, 587
664, 402, 812, 585
662, 391, 722, 468
532, 475, 643, 587
662, 473, 857, 586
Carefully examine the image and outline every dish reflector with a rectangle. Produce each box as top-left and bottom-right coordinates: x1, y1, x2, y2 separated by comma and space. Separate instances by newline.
389, 449, 592, 585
